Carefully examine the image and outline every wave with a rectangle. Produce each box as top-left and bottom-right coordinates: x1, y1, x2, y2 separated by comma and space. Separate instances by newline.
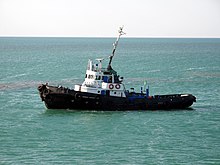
0, 81, 41, 91
0, 79, 82, 91
186, 67, 206, 71
4, 73, 28, 80
146, 69, 161, 73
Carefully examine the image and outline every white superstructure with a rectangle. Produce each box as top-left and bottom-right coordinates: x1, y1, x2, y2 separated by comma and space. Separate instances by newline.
74, 59, 126, 97
74, 27, 126, 97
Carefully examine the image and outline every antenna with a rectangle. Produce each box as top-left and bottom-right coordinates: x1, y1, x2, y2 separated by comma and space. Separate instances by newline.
107, 26, 126, 70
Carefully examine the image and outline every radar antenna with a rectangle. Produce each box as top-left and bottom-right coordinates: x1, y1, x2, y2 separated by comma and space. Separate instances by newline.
107, 26, 126, 70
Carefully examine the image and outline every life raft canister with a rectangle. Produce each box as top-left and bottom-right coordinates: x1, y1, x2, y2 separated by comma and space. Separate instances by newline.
115, 84, 120, 89
109, 84, 114, 89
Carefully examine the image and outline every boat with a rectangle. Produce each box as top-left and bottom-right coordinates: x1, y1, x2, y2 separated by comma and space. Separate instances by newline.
38, 27, 196, 111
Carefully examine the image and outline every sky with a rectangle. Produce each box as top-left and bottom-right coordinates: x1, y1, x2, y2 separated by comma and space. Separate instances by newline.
0, 0, 220, 37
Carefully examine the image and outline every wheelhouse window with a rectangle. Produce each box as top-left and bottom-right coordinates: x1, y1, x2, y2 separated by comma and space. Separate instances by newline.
88, 75, 94, 79
96, 75, 101, 80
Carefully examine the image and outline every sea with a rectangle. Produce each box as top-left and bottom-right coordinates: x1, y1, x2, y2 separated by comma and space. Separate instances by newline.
0, 37, 220, 164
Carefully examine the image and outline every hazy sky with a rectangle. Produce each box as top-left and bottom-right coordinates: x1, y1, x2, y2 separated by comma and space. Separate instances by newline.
0, 0, 220, 37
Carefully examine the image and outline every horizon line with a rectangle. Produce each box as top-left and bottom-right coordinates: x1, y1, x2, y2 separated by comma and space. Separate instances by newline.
0, 35, 220, 39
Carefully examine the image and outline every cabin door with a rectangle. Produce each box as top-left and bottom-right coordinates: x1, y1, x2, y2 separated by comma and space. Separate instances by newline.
106, 90, 110, 96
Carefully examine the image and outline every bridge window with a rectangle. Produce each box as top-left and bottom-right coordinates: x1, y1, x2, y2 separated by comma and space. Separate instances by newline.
88, 75, 94, 79
96, 75, 101, 80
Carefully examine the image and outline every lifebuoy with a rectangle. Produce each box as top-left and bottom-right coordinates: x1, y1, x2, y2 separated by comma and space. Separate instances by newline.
109, 84, 114, 89
115, 84, 120, 89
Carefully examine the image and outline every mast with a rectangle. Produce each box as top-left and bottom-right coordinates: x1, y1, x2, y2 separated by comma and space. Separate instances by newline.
107, 26, 126, 70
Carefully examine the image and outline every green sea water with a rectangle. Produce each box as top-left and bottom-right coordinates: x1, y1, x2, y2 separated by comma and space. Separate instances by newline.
0, 37, 220, 164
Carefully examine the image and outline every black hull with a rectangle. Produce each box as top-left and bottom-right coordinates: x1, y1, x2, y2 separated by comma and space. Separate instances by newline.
38, 84, 196, 111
